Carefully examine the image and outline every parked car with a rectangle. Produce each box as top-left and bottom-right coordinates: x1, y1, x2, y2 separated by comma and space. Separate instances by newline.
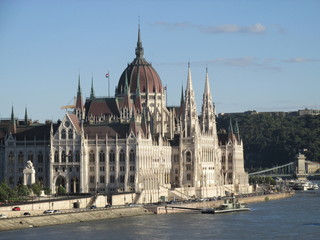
53, 210, 61, 213
90, 205, 97, 209
23, 212, 31, 216
105, 204, 112, 208
0, 214, 7, 218
43, 210, 54, 214
12, 207, 20, 211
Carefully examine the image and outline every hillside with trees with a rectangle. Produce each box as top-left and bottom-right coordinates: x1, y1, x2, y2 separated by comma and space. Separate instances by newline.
217, 113, 320, 171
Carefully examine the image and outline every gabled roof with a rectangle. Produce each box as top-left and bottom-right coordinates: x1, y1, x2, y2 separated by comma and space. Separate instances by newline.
85, 98, 119, 117
83, 122, 130, 139
67, 113, 81, 134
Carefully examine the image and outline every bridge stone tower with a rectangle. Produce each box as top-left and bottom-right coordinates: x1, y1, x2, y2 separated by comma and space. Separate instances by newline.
295, 153, 307, 180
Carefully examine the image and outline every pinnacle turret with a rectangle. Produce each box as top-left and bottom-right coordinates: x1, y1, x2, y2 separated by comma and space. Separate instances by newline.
135, 24, 144, 59
90, 76, 95, 99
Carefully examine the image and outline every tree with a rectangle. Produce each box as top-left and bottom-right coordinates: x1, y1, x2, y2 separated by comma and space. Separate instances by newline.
43, 187, 51, 195
217, 114, 320, 170
31, 182, 42, 196
16, 184, 30, 200
0, 181, 16, 202
57, 186, 66, 195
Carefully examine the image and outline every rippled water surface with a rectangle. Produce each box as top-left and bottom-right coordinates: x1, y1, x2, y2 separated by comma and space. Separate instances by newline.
1, 185, 320, 240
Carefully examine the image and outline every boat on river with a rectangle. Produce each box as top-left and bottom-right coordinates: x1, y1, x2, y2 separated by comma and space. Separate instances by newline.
201, 198, 250, 214
292, 180, 319, 191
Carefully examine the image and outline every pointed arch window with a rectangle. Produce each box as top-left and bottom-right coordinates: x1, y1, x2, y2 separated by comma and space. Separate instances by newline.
75, 151, 80, 162
99, 150, 105, 163
68, 150, 73, 162
89, 150, 95, 163
61, 129, 66, 139
18, 152, 24, 165
119, 149, 125, 162
228, 154, 232, 163
54, 151, 59, 162
38, 151, 43, 164
8, 152, 14, 164
109, 150, 115, 163
28, 151, 34, 162
68, 129, 73, 139
129, 149, 135, 162
61, 151, 66, 162
186, 151, 191, 162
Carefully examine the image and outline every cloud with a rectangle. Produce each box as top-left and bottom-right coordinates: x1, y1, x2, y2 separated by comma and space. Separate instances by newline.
156, 56, 317, 72
153, 21, 266, 34
282, 58, 318, 63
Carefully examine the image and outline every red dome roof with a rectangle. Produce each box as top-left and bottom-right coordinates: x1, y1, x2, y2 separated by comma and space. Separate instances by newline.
116, 28, 162, 95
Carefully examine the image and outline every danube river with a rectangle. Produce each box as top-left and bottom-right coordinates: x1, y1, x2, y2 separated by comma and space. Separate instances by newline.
1, 187, 320, 239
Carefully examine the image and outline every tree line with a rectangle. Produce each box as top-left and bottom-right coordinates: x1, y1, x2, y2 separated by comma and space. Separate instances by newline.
217, 113, 320, 171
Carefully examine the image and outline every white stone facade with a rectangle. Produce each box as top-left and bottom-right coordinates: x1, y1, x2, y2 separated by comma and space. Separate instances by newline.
0, 29, 251, 203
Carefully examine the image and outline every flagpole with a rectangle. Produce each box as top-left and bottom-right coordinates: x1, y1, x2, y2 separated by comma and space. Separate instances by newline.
108, 71, 110, 97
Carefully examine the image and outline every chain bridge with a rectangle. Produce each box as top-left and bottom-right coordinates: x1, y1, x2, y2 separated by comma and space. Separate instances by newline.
249, 153, 320, 179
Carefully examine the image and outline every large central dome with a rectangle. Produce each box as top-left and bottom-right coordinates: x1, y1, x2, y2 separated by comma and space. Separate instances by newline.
116, 28, 163, 95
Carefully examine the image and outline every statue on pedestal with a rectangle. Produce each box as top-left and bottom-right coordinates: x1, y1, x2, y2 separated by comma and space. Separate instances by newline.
23, 160, 36, 185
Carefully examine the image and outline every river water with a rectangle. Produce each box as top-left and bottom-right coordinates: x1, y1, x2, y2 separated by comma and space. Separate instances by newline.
1, 184, 320, 240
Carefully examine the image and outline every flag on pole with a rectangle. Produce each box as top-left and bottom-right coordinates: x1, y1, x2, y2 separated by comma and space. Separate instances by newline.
105, 73, 109, 78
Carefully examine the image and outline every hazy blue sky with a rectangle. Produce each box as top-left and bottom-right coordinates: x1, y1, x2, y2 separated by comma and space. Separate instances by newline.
0, 0, 319, 122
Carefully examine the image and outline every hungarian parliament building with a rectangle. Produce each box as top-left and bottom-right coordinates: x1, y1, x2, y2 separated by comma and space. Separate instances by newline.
0, 28, 251, 203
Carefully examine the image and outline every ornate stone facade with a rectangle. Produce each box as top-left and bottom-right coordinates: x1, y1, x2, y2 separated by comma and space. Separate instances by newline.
0, 28, 251, 203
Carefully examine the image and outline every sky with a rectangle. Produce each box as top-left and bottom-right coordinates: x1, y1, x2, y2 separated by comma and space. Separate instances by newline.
0, 0, 319, 122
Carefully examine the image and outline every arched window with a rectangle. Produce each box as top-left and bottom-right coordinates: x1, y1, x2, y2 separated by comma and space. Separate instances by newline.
186, 151, 191, 162
109, 150, 115, 162
222, 155, 226, 164
28, 151, 33, 162
38, 151, 43, 164
99, 150, 105, 163
68, 150, 73, 162
175, 168, 178, 174
228, 153, 232, 163
18, 152, 24, 165
89, 150, 95, 163
54, 151, 59, 162
68, 129, 73, 139
119, 149, 125, 162
61, 151, 66, 162
129, 149, 135, 162
75, 151, 80, 162
61, 129, 66, 139
8, 152, 14, 164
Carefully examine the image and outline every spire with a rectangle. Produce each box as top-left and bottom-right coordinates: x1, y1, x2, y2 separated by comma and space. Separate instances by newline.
11, 105, 14, 122
10, 105, 16, 134
24, 107, 28, 125
234, 118, 241, 141
204, 67, 211, 96
180, 85, 184, 106
186, 62, 193, 92
228, 118, 234, 135
183, 63, 198, 137
200, 68, 216, 135
135, 24, 144, 59
90, 76, 95, 99
75, 75, 84, 120
77, 74, 81, 94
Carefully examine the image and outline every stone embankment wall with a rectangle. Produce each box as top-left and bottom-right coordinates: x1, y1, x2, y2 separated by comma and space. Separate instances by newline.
0, 207, 152, 232
154, 192, 294, 214
0, 192, 293, 232
0, 195, 106, 218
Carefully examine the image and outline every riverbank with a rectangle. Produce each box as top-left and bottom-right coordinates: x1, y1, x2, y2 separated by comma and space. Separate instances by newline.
0, 192, 294, 232
0, 206, 152, 232
152, 192, 294, 214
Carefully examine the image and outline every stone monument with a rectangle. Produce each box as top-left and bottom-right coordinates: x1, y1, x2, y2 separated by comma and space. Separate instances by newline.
23, 160, 36, 185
